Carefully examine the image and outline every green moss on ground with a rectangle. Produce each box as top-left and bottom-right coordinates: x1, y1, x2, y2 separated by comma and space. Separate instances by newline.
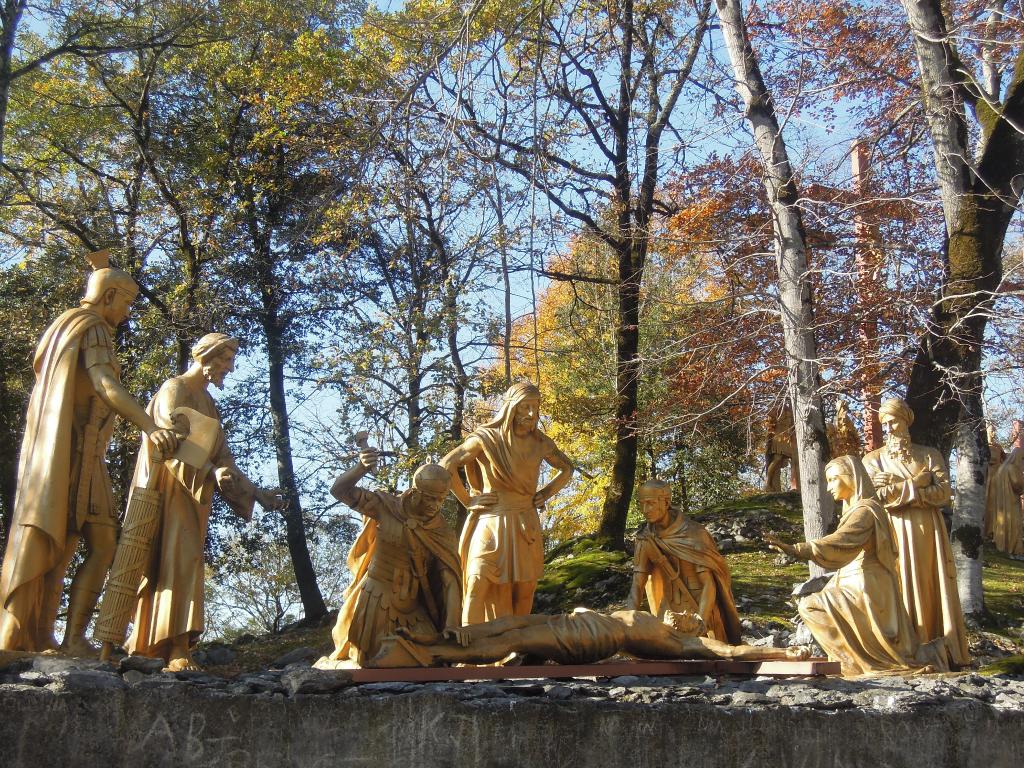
727, 551, 806, 628
979, 654, 1024, 676
534, 538, 632, 614
698, 490, 803, 524
981, 550, 1024, 631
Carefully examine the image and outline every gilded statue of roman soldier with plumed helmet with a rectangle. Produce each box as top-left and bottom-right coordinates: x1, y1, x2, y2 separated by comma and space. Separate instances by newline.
321, 443, 467, 668
0, 250, 179, 654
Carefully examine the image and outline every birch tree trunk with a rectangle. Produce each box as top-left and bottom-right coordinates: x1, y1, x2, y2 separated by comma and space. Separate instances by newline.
715, 0, 834, 575
896, 0, 1024, 617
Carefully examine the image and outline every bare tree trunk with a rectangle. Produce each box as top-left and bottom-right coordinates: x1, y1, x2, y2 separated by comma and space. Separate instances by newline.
0, 373, 18, 538
715, 0, 834, 575
596, 240, 642, 549
897, 0, 1024, 616
0, 0, 25, 166
950, 391, 987, 617
263, 306, 327, 622
486, 180, 514, 389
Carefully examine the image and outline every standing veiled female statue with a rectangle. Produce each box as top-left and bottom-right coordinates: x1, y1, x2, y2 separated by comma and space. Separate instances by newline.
441, 383, 573, 624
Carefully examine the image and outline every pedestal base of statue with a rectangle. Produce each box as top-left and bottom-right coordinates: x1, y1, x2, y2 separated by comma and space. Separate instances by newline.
346, 658, 839, 683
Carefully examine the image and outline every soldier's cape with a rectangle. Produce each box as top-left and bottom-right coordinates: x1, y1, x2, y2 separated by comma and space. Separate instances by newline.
333, 489, 461, 659
0, 307, 112, 611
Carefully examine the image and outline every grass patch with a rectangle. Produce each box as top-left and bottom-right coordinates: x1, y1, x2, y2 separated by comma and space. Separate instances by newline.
698, 491, 803, 525
534, 538, 632, 614
727, 549, 807, 628
981, 550, 1024, 635
979, 654, 1024, 676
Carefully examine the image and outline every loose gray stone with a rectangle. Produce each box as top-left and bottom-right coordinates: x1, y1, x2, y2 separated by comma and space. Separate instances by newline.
237, 676, 285, 694
728, 690, 771, 707
281, 667, 354, 695
121, 670, 146, 686
14, 670, 51, 686
498, 682, 545, 696
609, 675, 642, 686
459, 683, 508, 699
543, 684, 574, 700
32, 656, 113, 675
118, 655, 166, 675
358, 681, 419, 694
791, 574, 832, 597
47, 670, 127, 692
193, 644, 236, 666
270, 646, 319, 668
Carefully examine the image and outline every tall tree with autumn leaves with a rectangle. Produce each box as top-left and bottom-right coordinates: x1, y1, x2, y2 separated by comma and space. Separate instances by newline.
714, 0, 1024, 613
420, 0, 716, 549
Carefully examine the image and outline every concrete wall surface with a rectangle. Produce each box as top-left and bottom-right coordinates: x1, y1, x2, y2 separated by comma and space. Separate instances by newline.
2, 676, 1024, 768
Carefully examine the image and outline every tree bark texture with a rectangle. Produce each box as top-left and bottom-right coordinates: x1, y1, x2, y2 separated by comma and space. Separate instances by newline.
950, 393, 987, 617
0, 1, 25, 166
715, 0, 834, 575
899, 0, 1024, 613
263, 303, 327, 621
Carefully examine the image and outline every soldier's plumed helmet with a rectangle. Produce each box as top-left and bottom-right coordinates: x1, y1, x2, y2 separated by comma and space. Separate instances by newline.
412, 463, 451, 495
81, 249, 138, 305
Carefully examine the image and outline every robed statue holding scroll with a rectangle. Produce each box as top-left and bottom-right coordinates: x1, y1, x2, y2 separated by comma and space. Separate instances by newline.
125, 334, 282, 671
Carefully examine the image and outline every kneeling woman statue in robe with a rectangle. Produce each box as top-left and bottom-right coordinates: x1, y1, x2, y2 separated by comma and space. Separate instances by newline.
765, 455, 948, 676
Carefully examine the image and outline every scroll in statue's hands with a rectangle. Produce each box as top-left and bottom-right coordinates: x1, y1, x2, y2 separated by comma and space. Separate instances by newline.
532, 491, 546, 509
442, 626, 471, 647
468, 492, 498, 511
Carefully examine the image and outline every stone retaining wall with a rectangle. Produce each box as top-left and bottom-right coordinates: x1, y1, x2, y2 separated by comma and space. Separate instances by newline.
2, 659, 1023, 768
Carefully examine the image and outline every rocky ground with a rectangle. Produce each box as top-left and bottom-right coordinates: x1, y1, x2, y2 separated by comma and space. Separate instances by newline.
2, 651, 1024, 713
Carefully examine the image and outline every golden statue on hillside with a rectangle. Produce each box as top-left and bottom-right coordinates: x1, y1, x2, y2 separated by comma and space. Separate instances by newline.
828, 399, 862, 458
627, 480, 741, 643
321, 446, 465, 668
124, 334, 283, 671
369, 608, 809, 668
861, 398, 969, 668
985, 447, 1024, 556
767, 455, 947, 675
441, 383, 573, 624
0, 252, 179, 654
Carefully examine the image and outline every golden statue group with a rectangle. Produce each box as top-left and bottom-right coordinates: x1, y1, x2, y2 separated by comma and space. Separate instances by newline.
0, 253, 974, 678
0, 254, 283, 670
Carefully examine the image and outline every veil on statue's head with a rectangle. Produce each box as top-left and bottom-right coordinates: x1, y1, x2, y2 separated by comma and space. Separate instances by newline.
825, 454, 877, 511
464, 381, 541, 496
478, 381, 541, 438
